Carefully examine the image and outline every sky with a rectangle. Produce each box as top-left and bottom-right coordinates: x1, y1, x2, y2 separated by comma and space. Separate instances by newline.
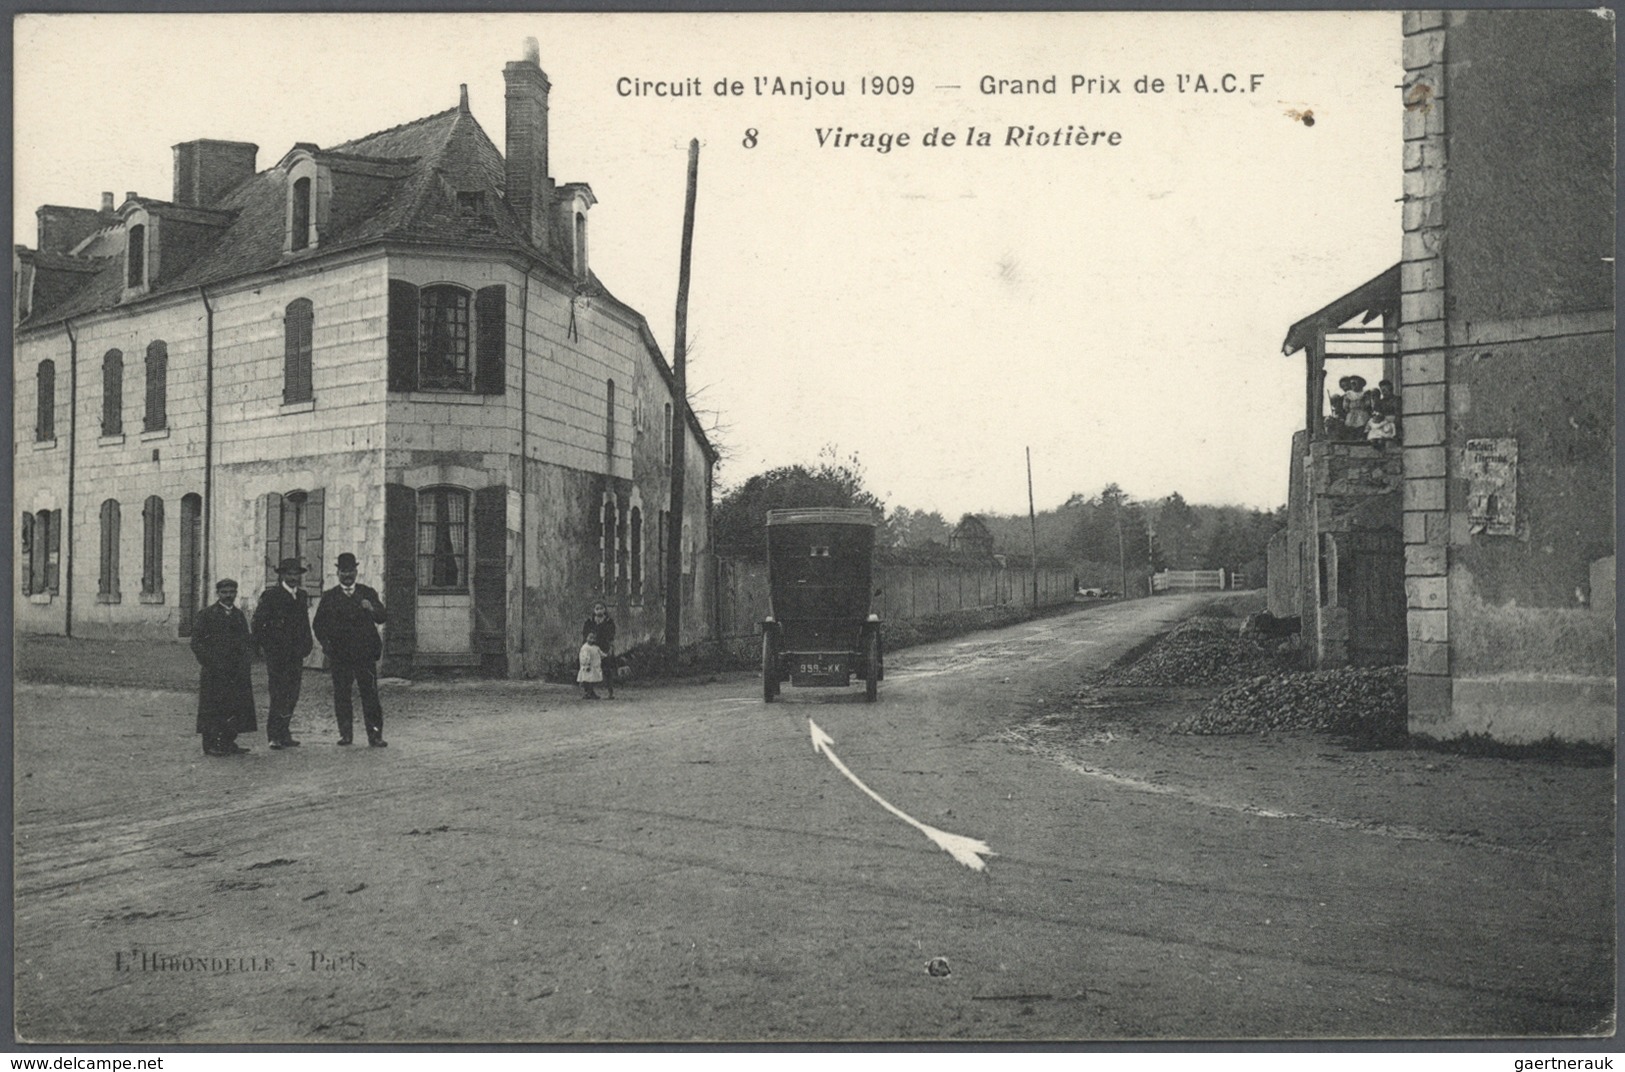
14, 12, 1402, 518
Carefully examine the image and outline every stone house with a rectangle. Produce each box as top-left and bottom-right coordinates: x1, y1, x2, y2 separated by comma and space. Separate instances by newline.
1395, 10, 1614, 744
14, 42, 718, 677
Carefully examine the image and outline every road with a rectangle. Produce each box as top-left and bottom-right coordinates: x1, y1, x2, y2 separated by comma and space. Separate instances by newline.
13, 595, 1615, 1043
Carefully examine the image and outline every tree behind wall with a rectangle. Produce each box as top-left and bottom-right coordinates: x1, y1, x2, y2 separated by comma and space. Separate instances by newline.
713, 450, 885, 560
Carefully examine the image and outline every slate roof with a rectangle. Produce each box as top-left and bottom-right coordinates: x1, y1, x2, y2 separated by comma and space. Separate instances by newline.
20, 106, 533, 328
18, 98, 719, 464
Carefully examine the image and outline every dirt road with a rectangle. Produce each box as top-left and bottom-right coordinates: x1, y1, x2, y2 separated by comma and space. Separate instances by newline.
13, 595, 1614, 1042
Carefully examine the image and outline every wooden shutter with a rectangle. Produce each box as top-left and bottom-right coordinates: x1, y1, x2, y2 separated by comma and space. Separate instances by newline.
303, 488, 325, 595
20, 513, 33, 597
285, 300, 313, 403
382, 483, 417, 672
45, 511, 59, 595
143, 496, 164, 595
387, 280, 419, 392
475, 285, 506, 395
264, 491, 282, 586
473, 484, 508, 655
145, 342, 167, 432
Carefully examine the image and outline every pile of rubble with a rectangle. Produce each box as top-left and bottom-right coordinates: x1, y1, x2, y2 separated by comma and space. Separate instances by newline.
1176, 665, 1408, 740
1098, 618, 1292, 688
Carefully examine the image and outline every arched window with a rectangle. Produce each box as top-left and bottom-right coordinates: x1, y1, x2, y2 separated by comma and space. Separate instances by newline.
127, 224, 146, 288
606, 379, 616, 457
417, 486, 470, 592
142, 495, 165, 599
99, 499, 121, 602
101, 350, 123, 436
629, 507, 643, 599
144, 341, 168, 432
290, 177, 312, 252
284, 299, 314, 403
418, 285, 472, 390
36, 360, 55, 441
601, 498, 619, 595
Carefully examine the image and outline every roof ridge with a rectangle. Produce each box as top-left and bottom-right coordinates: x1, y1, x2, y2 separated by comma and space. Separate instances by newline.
331, 105, 460, 153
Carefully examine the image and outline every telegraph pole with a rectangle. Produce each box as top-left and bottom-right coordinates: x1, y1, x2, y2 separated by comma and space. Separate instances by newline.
1026, 447, 1039, 607
665, 139, 699, 647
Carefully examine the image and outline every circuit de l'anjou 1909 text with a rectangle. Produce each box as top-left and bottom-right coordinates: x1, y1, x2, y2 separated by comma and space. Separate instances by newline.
616, 73, 1265, 98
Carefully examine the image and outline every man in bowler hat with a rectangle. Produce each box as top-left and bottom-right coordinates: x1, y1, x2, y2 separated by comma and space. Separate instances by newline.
253, 557, 314, 749
190, 578, 256, 756
312, 552, 389, 747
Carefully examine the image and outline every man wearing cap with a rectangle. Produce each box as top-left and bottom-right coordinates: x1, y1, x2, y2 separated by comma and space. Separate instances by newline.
190, 579, 257, 757
312, 552, 389, 747
253, 557, 315, 749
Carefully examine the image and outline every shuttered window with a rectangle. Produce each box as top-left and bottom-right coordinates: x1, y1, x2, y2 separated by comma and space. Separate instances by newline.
20, 513, 34, 596
284, 299, 314, 403
99, 499, 121, 601
389, 280, 505, 395
263, 488, 325, 594
36, 361, 55, 442
40, 510, 59, 594
629, 507, 643, 599
144, 341, 167, 432
142, 495, 164, 597
102, 350, 123, 436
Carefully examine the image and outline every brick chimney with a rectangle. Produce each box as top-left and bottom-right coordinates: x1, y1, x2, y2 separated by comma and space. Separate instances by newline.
504, 38, 553, 251
35, 204, 110, 254
172, 139, 259, 207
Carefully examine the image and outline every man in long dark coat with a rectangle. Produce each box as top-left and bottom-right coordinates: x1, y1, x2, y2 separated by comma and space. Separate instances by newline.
253, 557, 314, 749
312, 552, 389, 747
191, 578, 257, 756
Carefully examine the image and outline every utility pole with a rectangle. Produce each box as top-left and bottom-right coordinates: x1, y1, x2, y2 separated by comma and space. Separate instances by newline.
1115, 509, 1128, 601
1026, 448, 1039, 607
665, 139, 699, 648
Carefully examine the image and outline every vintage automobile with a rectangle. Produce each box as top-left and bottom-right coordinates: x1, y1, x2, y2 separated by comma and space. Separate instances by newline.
760, 507, 883, 702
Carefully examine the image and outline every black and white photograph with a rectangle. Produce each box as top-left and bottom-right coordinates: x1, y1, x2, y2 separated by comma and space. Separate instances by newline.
9, 10, 1616, 1048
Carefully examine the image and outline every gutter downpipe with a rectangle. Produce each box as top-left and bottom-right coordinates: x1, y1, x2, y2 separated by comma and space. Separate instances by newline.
63, 320, 77, 637
201, 287, 215, 596
518, 265, 533, 664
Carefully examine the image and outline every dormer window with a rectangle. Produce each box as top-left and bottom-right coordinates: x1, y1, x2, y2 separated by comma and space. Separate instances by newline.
282, 153, 323, 253
291, 178, 312, 251
457, 191, 483, 218
574, 212, 588, 280
126, 223, 146, 288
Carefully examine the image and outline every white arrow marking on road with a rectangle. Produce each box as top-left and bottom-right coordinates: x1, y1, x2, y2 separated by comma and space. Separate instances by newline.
809, 719, 995, 872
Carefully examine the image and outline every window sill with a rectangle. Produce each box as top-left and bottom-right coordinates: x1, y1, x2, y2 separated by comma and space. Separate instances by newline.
140, 428, 170, 442
97, 593, 122, 605
32, 439, 57, 451
140, 591, 165, 605
418, 589, 471, 597
28, 593, 52, 605
280, 398, 316, 415
99, 433, 126, 447
405, 391, 485, 406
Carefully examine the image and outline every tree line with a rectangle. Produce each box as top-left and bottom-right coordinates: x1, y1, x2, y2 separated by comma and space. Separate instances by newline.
713, 450, 1283, 591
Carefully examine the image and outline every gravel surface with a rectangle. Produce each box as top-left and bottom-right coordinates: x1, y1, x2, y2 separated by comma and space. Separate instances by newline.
1176, 665, 1409, 741
1095, 618, 1295, 688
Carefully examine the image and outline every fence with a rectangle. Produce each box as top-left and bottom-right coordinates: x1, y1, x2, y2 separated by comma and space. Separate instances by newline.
717, 556, 1076, 639
1151, 569, 1229, 593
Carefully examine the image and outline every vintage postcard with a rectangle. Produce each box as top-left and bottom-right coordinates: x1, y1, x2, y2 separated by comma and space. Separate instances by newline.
10, 10, 1615, 1049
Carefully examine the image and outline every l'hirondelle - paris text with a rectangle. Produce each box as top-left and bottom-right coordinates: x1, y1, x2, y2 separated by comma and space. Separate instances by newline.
815, 125, 1123, 154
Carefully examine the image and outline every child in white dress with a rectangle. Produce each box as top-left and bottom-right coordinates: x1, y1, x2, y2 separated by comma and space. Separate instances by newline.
577, 632, 604, 699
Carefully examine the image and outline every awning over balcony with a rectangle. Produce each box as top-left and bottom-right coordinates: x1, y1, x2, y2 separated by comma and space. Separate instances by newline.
1281, 264, 1401, 356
